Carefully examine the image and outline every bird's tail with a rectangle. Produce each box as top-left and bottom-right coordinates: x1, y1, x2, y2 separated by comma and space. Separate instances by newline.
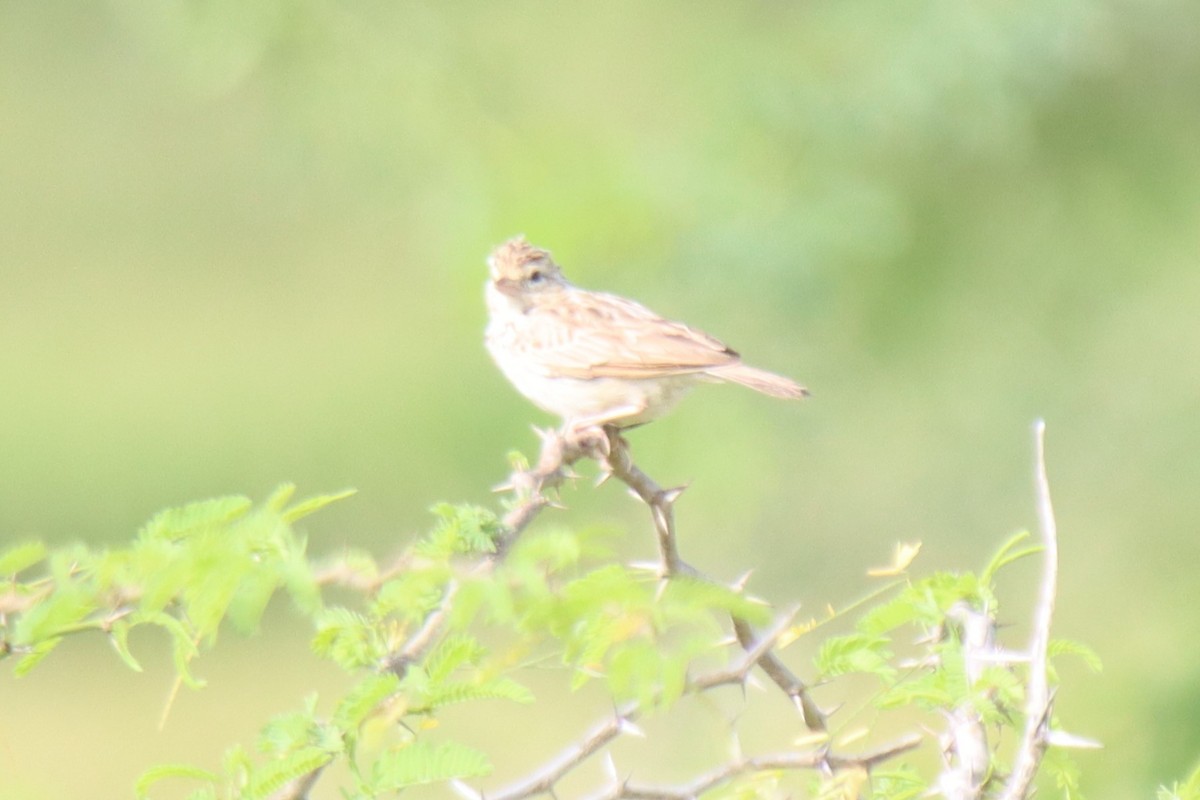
708, 363, 809, 399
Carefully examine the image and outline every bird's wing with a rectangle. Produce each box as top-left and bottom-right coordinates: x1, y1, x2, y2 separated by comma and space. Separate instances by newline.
522, 291, 740, 379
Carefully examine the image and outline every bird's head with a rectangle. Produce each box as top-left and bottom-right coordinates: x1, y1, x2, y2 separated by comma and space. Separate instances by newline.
487, 236, 568, 297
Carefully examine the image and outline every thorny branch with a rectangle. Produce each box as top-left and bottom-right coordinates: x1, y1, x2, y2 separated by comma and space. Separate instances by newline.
477, 611, 804, 800
578, 735, 924, 800
998, 420, 1063, 800
442, 427, 875, 800
937, 602, 998, 800
935, 420, 1095, 800
313, 420, 1079, 800
598, 428, 828, 731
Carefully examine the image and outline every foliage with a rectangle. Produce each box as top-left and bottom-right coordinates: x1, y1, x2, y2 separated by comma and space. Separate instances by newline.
0, 479, 1109, 799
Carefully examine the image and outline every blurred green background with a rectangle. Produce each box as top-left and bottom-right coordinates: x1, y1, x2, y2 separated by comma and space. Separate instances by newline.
2, 0, 1198, 797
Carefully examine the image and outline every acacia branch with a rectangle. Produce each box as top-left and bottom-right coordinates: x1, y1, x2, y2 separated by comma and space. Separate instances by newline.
937, 602, 997, 800
601, 428, 827, 731
476, 606, 890, 800
998, 420, 1060, 800
592, 735, 923, 800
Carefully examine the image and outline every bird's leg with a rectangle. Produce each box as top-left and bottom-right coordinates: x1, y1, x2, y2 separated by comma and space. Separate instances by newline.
562, 401, 647, 455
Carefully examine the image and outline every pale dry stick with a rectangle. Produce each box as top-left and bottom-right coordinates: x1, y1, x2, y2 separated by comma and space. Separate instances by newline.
601, 428, 828, 731
580, 735, 924, 800
474, 611, 844, 800
937, 602, 998, 800
998, 420, 1060, 800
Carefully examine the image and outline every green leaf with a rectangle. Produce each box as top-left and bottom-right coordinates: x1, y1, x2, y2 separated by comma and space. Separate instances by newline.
1041, 747, 1085, 800
282, 550, 323, 615
418, 504, 502, 557
607, 640, 687, 708
258, 703, 322, 757
1160, 762, 1200, 800
12, 585, 97, 644
282, 488, 357, 523
245, 745, 335, 800
419, 677, 536, 710
13, 638, 61, 676
857, 589, 925, 636
138, 496, 252, 541
312, 608, 385, 670
1049, 638, 1103, 673
424, 633, 486, 682
109, 619, 144, 672
265, 483, 298, 512
135, 763, 219, 800
227, 569, 281, 634
372, 569, 449, 622
334, 673, 402, 732
0, 541, 47, 576
814, 633, 896, 680
981, 530, 1040, 585
369, 741, 491, 789
145, 613, 205, 689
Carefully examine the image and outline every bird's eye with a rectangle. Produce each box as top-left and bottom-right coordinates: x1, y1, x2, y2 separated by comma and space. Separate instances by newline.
528, 270, 543, 283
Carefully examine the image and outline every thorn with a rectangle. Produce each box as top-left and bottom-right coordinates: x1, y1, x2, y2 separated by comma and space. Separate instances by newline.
490, 481, 514, 494
448, 780, 482, 800
618, 718, 646, 738
603, 752, 619, 782
731, 569, 755, 592
970, 649, 1031, 665
658, 489, 687, 511
744, 673, 766, 692
1045, 730, 1104, 749
804, 697, 841, 719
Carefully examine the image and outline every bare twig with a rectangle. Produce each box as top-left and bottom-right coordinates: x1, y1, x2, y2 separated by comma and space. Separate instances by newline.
497, 426, 597, 550
581, 735, 924, 800
484, 607, 802, 800
937, 602, 997, 800
692, 608, 801, 691
998, 420, 1060, 800
600, 430, 689, 576
732, 617, 827, 731
486, 704, 638, 800
601, 428, 828, 731
385, 579, 460, 675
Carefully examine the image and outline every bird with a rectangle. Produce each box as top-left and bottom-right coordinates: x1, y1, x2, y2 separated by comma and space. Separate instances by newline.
484, 236, 808, 435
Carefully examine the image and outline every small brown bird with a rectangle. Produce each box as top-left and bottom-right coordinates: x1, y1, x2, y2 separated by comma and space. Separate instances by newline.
484, 237, 808, 433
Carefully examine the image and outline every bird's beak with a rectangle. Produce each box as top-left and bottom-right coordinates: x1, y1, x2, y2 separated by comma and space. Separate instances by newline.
493, 277, 521, 297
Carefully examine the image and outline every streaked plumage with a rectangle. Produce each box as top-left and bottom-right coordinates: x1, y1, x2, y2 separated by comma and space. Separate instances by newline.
485, 237, 807, 430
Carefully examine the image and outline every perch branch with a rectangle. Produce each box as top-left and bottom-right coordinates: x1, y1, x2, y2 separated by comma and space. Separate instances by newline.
602, 428, 827, 731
